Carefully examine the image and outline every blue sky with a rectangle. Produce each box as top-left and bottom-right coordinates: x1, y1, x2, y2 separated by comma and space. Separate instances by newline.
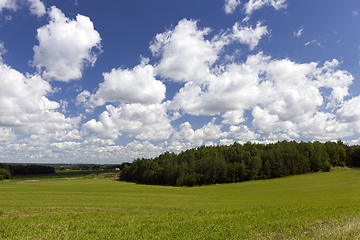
1, 0, 360, 163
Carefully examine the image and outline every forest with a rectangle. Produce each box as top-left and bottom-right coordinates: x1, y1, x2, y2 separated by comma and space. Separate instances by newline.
120, 140, 360, 186
0, 164, 55, 180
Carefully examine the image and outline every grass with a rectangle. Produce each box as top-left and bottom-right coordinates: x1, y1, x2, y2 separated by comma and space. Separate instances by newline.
0, 168, 360, 239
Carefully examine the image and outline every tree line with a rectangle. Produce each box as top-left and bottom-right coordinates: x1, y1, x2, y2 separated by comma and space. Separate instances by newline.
119, 140, 360, 186
0, 164, 56, 180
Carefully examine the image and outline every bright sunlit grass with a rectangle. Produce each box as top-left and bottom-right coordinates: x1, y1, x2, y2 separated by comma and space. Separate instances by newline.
1, 168, 360, 239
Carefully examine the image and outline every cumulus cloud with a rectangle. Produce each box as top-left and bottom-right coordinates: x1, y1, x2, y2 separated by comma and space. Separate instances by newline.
244, 0, 287, 15
77, 58, 166, 109
85, 103, 174, 141
148, 18, 268, 85
83, 137, 115, 147
77, 15, 353, 145
298, 112, 351, 140
27, 0, 46, 16
0, 57, 80, 136
0, 0, 45, 16
0, 0, 16, 12
229, 125, 260, 141
3, 0, 360, 164
4, 137, 165, 163
219, 138, 235, 146
251, 106, 296, 134
232, 21, 268, 50
33, 6, 101, 82
150, 18, 230, 83
224, 0, 241, 14
0, 60, 54, 121
176, 53, 353, 117
122, 140, 164, 160
172, 118, 227, 142
0, 127, 16, 143
221, 110, 245, 125
51, 141, 81, 150
36, 129, 82, 142
83, 119, 105, 133
166, 50, 353, 140
316, 60, 353, 107
337, 96, 360, 125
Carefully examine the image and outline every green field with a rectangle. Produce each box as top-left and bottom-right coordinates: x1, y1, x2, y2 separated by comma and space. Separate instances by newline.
1, 168, 360, 239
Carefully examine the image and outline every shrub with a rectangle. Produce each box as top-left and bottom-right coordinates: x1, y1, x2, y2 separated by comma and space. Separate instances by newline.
0, 168, 11, 180
322, 161, 332, 172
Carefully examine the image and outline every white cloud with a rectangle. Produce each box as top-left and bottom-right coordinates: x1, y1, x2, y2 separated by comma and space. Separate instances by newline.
219, 138, 234, 146
89, 103, 174, 141
0, 42, 6, 55
164, 140, 199, 153
251, 106, 295, 134
15, 130, 83, 157
172, 122, 195, 141
51, 141, 81, 150
337, 96, 360, 124
150, 18, 230, 83
0, 60, 55, 120
14, 111, 80, 135
347, 139, 360, 146
172, 118, 227, 142
298, 112, 351, 139
33, 6, 101, 82
0, 0, 45, 16
232, 21, 268, 50
0, 133, 168, 163
83, 137, 115, 147
229, 125, 260, 141
221, 110, 245, 125
168, 53, 305, 116
268, 0, 287, 10
43, 129, 82, 142
122, 140, 164, 160
166, 51, 353, 140
0, 127, 16, 143
83, 119, 105, 133
2, 2, 359, 163
242, 16, 250, 22
0, 57, 80, 136
0, 0, 17, 12
305, 39, 321, 47
78, 58, 166, 109
205, 141, 215, 146
224, 0, 241, 14
27, 0, 45, 17
76, 90, 91, 107
244, 0, 287, 15
312, 60, 353, 108
294, 26, 303, 37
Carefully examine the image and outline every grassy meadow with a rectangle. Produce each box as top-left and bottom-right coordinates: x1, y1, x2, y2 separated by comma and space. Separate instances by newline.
1, 168, 360, 239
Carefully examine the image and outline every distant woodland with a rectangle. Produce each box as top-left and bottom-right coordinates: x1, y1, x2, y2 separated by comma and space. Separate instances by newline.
0, 164, 55, 180
120, 140, 360, 186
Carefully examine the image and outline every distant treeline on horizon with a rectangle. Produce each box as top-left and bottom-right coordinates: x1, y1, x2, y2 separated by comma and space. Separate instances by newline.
0, 163, 126, 180
0, 164, 55, 179
120, 140, 360, 186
